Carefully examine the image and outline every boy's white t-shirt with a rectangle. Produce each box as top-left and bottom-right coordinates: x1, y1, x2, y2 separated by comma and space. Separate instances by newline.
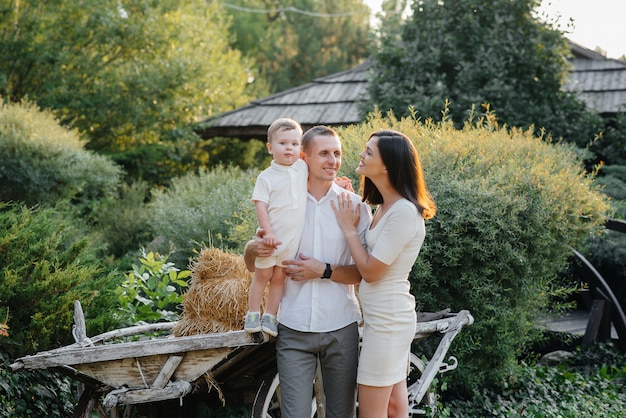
252, 159, 308, 266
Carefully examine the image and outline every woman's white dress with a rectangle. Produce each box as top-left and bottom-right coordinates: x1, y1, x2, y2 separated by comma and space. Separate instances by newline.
357, 198, 425, 386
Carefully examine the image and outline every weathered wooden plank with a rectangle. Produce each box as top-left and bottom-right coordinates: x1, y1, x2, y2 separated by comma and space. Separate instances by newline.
76, 355, 167, 388
103, 381, 192, 407
73, 301, 87, 344
152, 355, 184, 389
73, 348, 233, 388
414, 314, 469, 335
88, 322, 177, 345
14, 331, 267, 371
410, 311, 471, 405
417, 309, 451, 323
52, 365, 104, 387
30, 322, 179, 358
172, 348, 234, 382
207, 346, 259, 379
583, 299, 604, 345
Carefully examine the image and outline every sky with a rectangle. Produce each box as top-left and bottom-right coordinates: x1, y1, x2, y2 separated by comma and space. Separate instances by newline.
364, 0, 626, 59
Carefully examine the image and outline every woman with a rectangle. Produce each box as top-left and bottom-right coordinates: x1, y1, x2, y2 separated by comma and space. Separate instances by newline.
331, 130, 436, 418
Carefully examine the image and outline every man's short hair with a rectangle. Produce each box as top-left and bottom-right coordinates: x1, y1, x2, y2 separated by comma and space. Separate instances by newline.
302, 125, 339, 152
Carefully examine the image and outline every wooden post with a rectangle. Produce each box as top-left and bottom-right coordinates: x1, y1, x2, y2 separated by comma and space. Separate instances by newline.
599, 298, 613, 341
72, 300, 87, 405
73, 300, 87, 344
583, 299, 611, 346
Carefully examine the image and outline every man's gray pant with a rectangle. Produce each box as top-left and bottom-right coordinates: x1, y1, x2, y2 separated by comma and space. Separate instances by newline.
276, 322, 359, 418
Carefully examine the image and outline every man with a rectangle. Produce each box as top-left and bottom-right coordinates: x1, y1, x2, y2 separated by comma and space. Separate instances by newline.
244, 125, 371, 417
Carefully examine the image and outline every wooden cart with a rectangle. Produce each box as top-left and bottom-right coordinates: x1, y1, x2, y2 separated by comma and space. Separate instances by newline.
10, 301, 473, 417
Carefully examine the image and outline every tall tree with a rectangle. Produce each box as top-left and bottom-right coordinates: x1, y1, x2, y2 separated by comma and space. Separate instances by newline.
225, 0, 373, 92
0, 0, 258, 184
363, 0, 602, 145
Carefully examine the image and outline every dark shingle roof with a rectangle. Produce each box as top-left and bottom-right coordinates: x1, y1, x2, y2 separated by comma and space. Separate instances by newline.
197, 42, 626, 139
196, 62, 371, 140
566, 42, 626, 115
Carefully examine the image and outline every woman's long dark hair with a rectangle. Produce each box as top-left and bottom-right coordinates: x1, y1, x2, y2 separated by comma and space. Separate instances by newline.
361, 130, 436, 219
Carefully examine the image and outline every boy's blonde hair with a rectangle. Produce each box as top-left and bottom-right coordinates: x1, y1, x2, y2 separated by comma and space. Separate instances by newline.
267, 118, 303, 143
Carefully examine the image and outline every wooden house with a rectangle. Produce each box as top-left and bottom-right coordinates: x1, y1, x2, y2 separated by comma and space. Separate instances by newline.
196, 41, 626, 140
567, 41, 626, 116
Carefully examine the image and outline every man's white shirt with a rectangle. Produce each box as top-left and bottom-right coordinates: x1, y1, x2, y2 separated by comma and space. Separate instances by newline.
278, 182, 371, 332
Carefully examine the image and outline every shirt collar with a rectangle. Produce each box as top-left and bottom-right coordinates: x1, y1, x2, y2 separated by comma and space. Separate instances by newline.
307, 181, 344, 204
270, 159, 305, 172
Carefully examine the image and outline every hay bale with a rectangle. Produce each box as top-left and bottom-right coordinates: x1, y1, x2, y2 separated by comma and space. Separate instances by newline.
173, 247, 254, 336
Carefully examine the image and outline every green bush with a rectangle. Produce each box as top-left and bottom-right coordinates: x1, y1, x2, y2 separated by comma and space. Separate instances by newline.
593, 112, 626, 166
595, 165, 626, 219
335, 112, 609, 391
444, 342, 626, 417
0, 350, 75, 418
600, 164, 626, 184
149, 165, 258, 266
91, 180, 155, 258
0, 202, 115, 358
0, 100, 122, 208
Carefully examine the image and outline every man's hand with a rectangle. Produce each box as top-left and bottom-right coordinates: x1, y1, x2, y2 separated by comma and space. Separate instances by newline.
283, 254, 325, 281
284, 255, 362, 284
334, 176, 355, 193
244, 228, 281, 272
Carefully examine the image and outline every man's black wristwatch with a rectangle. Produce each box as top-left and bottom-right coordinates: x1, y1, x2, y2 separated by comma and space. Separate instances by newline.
321, 263, 332, 279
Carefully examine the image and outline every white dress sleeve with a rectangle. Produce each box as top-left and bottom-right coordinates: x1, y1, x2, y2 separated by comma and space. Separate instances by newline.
370, 201, 420, 265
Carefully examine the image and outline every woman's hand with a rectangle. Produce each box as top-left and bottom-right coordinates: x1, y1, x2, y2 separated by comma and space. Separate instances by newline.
331, 192, 361, 235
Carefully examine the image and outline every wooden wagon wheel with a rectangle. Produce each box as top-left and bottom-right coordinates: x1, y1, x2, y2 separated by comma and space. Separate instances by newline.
74, 386, 130, 418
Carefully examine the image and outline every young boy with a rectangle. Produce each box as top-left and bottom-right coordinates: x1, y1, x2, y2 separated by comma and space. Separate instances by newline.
245, 118, 308, 336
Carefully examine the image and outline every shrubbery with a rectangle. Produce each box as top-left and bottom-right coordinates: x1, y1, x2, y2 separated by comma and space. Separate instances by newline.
91, 180, 155, 259
149, 165, 258, 266
0, 202, 115, 358
0, 351, 75, 418
444, 342, 626, 417
0, 100, 122, 208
